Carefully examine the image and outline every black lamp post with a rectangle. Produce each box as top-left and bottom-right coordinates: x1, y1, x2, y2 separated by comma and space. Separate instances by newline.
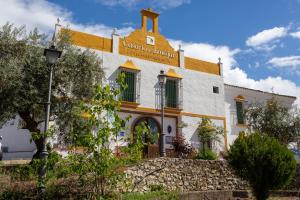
158, 70, 167, 157
39, 45, 61, 191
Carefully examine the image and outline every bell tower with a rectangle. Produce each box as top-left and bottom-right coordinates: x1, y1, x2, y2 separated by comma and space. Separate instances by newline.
140, 8, 159, 33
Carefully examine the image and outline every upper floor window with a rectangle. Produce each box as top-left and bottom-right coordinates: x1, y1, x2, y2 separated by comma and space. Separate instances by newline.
119, 60, 141, 103
235, 95, 245, 125
236, 101, 244, 124
164, 69, 183, 109
165, 79, 177, 108
121, 70, 136, 102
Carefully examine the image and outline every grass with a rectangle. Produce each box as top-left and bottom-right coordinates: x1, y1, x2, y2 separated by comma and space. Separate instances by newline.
122, 191, 179, 200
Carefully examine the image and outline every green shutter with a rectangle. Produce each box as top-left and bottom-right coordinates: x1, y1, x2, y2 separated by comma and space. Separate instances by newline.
165, 79, 177, 108
121, 71, 135, 102
236, 101, 244, 124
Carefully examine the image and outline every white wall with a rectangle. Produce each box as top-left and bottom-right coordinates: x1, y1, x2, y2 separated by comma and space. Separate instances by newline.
224, 84, 296, 147
181, 115, 225, 153
97, 47, 226, 152
97, 49, 225, 118
115, 112, 176, 150
0, 116, 36, 160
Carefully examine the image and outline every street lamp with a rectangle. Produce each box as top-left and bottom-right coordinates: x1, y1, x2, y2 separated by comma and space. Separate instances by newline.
39, 45, 62, 191
158, 70, 167, 157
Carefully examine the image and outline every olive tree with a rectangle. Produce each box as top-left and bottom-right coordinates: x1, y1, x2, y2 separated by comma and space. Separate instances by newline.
0, 23, 104, 158
245, 98, 300, 145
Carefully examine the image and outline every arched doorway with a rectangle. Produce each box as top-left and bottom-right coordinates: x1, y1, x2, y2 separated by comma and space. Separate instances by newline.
133, 117, 161, 158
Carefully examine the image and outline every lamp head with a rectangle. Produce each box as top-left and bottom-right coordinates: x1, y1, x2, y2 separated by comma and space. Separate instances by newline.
157, 70, 166, 85
44, 45, 62, 65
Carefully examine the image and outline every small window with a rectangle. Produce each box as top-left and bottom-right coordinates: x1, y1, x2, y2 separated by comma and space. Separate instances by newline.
236, 101, 245, 124
121, 71, 135, 102
213, 86, 219, 94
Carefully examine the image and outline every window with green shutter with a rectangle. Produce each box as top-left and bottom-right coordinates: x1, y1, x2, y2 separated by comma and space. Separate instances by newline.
236, 101, 245, 124
121, 71, 135, 102
165, 79, 177, 108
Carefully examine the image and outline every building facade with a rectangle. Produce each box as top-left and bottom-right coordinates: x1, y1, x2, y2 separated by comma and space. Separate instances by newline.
0, 9, 296, 159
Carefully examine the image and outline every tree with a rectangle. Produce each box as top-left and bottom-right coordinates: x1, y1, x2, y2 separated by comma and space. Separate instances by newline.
68, 75, 149, 198
197, 118, 223, 150
228, 132, 296, 200
195, 118, 223, 160
245, 98, 300, 145
0, 23, 104, 157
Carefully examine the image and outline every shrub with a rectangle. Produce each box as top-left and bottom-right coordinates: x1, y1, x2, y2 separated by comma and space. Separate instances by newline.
197, 118, 223, 151
228, 132, 297, 200
172, 134, 193, 158
195, 148, 217, 160
149, 184, 164, 192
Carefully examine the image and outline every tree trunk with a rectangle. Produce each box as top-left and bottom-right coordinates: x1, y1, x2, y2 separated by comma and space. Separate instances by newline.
18, 110, 43, 159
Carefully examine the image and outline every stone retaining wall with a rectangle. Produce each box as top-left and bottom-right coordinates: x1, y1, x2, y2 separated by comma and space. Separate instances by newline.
125, 158, 250, 192
180, 190, 252, 200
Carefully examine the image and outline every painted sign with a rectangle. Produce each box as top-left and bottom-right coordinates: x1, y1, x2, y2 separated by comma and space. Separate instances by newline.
119, 29, 179, 67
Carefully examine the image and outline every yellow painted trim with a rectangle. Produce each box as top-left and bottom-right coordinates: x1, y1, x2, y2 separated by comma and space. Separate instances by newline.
65, 27, 221, 76
121, 101, 140, 108
185, 56, 221, 76
235, 95, 245, 102
61, 28, 112, 53
180, 111, 225, 120
223, 118, 228, 151
120, 106, 228, 151
166, 69, 182, 79
120, 60, 141, 71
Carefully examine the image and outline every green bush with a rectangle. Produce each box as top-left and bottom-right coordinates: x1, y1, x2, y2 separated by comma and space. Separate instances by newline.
228, 132, 296, 200
149, 184, 164, 192
195, 148, 217, 160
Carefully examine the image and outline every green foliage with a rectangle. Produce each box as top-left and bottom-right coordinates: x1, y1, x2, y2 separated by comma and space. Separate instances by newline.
228, 132, 297, 200
0, 190, 25, 200
149, 184, 164, 192
122, 121, 151, 164
67, 74, 148, 198
122, 191, 179, 200
246, 98, 300, 145
197, 118, 223, 157
0, 151, 65, 183
0, 23, 104, 152
195, 147, 218, 160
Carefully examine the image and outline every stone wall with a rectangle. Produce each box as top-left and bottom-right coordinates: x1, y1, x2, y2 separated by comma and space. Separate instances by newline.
125, 158, 250, 192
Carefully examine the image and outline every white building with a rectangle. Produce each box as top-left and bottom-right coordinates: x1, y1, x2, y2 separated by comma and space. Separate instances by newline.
0, 9, 296, 159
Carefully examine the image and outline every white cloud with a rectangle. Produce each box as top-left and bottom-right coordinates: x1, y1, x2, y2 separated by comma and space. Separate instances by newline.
150, 0, 191, 10
169, 40, 300, 105
290, 31, 300, 39
246, 27, 288, 51
96, 0, 141, 8
0, 0, 133, 37
96, 0, 190, 10
268, 56, 300, 68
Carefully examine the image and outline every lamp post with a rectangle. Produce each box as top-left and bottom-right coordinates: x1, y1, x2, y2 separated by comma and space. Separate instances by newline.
158, 70, 167, 157
39, 45, 62, 191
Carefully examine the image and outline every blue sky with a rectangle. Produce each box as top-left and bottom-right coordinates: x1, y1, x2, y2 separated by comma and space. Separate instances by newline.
1, 0, 300, 103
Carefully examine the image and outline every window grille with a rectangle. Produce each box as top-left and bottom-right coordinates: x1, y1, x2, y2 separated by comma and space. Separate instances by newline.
121, 71, 135, 102
236, 101, 245, 124
178, 79, 183, 109
135, 71, 141, 104
165, 79, 177, 108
